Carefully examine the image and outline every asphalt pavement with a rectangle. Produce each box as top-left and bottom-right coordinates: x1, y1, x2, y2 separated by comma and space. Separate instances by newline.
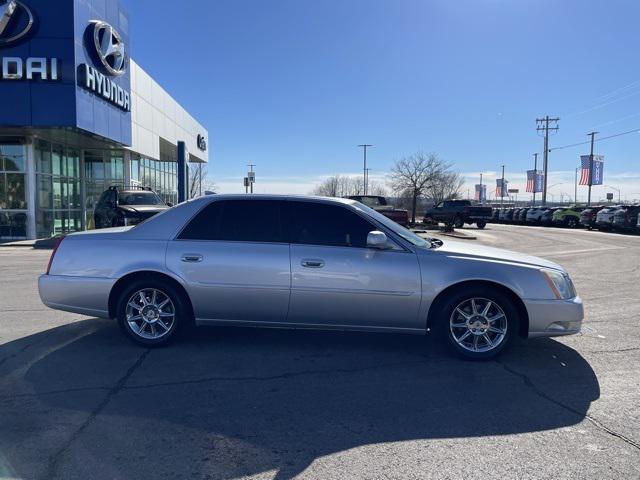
0, 224, 639, 480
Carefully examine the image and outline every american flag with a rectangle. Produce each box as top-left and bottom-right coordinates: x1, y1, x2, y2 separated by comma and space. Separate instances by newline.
474, 184, 486, 202
526, 170, 536, 193
496, 179, 508, 198
526, 170, 543, 193
579, 156, 592, 185
580, 155, 604, 186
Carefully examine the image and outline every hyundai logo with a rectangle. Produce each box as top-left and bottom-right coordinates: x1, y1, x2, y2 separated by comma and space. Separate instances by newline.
89, 20, 127, 76
0, 0, 34, 46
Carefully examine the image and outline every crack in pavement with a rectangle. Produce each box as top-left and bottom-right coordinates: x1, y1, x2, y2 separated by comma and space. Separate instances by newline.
0, 357, 444, 401
121, 358, 432, 391
587, 347, 640, 355
497, 360, 640, 451
42, 348, 151, 480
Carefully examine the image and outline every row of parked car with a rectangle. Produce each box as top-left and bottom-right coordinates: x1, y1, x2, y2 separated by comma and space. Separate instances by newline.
489, 205, 640, 233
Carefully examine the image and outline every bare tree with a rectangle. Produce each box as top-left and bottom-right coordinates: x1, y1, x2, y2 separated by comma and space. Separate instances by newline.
428, 171, 464, 205
388, 153, 461, 223
311, 175, 387, 198
189, 164, 216, 198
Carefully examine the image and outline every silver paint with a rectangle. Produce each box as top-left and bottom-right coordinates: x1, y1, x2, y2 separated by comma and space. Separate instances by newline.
39, 195, 584, 339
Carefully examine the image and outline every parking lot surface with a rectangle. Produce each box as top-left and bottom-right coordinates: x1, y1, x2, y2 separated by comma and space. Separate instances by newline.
1, 224, 639, 480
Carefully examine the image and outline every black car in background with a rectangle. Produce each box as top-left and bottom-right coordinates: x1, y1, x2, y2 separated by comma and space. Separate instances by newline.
540, 207, 562, 226
580, 206, 605, 229
94, 186, 172, 229
613, 205, 640, 232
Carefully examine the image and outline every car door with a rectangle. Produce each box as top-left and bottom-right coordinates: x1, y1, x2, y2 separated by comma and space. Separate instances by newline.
166, 199, 291, 325
285, 200, 423, 331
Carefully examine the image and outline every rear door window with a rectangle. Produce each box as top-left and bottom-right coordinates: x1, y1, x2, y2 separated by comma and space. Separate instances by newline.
179, 200, 284, 243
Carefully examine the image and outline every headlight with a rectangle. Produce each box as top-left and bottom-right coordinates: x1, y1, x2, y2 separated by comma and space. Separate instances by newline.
541, 268, 576, 300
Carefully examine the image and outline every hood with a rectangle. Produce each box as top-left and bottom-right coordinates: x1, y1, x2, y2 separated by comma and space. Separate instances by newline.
433, 239, 563, 271
118, 205, 170, 215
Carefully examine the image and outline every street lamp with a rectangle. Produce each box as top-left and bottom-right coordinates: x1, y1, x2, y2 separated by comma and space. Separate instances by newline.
602, 185, 621, 203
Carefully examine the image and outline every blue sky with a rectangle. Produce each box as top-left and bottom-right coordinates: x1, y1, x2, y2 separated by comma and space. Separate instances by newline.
123, 0, 640, 201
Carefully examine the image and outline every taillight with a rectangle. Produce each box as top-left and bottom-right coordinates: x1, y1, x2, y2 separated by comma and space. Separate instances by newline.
46, 236, 65, 275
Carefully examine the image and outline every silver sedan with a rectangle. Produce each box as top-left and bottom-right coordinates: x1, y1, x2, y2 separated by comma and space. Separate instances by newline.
39, 195, 583, 359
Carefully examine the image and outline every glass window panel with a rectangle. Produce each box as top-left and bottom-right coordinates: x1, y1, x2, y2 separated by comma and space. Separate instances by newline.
36, 140, 52, 174
85, 152, 105, 180
9, 212, 27, 237
0, 173, 6, 209
53, 178, 62, 209
52, 145, 64, 176
1, 144, 25, 171
131, 158, 140, 182
36, 211, 53, 238
111, 152, 124, 180
6, 173, 26, 209
69, 181, 81, 209
37, 174, 52, 209
66, 150, 79, 178
60, 182, 68, 209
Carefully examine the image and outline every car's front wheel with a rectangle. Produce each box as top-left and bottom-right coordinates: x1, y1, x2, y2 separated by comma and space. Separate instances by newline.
117, 280, 186, 346
438, 287, 518, 360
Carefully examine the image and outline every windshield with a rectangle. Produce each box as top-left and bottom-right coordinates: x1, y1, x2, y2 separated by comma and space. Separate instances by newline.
350, 201, 431, 248
119, 192, 164, 206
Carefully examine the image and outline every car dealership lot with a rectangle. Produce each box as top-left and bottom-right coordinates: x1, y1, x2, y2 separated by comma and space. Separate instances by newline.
0, 225, 639, 480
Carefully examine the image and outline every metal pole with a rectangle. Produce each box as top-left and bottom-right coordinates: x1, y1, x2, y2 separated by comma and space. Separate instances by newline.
358, 144, 372, 195
587, 132, 597, 206
247, 164, 255, 194
537, 116, 559, 206
532, 153, 537, 206
574, 167, 578, 204
500, 165, 505, 208
479, 173, 483, 203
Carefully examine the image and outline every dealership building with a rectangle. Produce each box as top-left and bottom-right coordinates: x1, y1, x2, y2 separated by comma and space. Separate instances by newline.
0, 0, 209, 240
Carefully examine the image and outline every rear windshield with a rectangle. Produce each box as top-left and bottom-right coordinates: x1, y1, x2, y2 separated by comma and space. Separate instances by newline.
119, 192, 164, 206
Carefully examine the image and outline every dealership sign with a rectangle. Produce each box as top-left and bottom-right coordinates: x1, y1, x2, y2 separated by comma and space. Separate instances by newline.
78, 20, 131, 111
0, 1, 60, 81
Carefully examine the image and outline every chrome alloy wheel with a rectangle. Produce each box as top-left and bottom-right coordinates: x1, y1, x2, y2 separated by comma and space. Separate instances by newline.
125, 288, 175, 340
449, 297, 508, 353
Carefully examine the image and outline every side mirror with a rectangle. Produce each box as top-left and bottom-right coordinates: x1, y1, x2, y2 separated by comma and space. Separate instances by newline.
367, 230, 389, 249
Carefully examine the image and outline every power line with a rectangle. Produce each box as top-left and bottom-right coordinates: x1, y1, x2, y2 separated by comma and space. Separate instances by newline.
549, 127, 640, 152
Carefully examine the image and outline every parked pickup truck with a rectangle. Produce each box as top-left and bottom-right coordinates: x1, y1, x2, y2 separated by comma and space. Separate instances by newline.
346, 196, 410, 226
423, 200, 493, 229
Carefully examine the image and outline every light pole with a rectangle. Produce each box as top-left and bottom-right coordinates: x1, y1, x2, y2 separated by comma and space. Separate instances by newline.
586, 132, 598, 205
358, 144, 372, 195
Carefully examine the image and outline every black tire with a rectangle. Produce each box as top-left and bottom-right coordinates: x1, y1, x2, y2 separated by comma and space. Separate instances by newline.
435, 286, 518, 360
453, 216, 464, 229
476, 220, 487, 229
116, 278, 188, 347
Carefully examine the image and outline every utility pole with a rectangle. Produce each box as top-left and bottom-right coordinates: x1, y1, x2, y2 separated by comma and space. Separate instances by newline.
247, 164, 256, 194
500, 165, 505, 208
536, 116, 560, 205
587, 132, 598, 206
358, 144, 372, 195
574, 167, 578, 205
532, 153, 538, 206
479, 173, 483, 203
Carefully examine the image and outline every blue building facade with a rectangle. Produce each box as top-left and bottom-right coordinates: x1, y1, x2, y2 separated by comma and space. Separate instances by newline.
0, 0, 208, 239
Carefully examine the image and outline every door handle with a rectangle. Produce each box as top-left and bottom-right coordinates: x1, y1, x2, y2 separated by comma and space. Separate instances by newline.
301, 259, 325, 268
181, 254, 203, 263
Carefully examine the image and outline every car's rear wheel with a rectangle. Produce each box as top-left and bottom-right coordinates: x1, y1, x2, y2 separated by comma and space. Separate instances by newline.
117, 280, 185, 346
453, 216, 464, 229
437, 287, 518, 360
476, 220, 487, 229
566, 217, 578, 228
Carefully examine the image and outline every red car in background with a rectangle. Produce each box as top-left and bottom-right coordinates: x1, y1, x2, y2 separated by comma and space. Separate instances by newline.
347, 196, 410, 227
